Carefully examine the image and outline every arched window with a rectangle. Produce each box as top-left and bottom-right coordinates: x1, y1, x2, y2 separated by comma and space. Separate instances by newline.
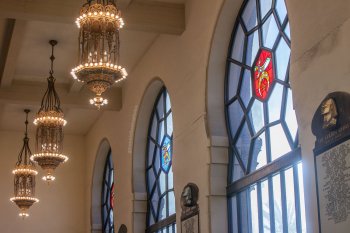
102, 150, 114, 233
225, 0, 306, 233
146, 87, 176, 233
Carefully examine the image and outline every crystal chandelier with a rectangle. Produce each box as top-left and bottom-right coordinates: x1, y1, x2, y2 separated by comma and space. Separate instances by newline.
31, 40, 68, 183
71, 0, 128, 109
10, 109, 39, 218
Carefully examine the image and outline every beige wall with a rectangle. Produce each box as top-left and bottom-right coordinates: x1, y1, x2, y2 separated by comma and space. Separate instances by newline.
0, 131, 86, 233
288, 0, 350, 232
2, 0, 350, 232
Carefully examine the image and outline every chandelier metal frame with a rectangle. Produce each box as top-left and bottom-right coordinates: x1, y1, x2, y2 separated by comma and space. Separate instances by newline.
31, 40, 68, 183
71, 0, 127, 109
10, 109, 39, 218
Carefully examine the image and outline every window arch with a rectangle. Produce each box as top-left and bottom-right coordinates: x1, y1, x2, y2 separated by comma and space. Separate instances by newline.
146, 87, 176, 233
102, 150, 114, 233
225, 0, 306, 233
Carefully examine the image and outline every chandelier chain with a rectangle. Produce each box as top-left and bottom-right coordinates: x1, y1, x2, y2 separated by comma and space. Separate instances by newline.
16, 110, 34, 168
38, 40, 62, 113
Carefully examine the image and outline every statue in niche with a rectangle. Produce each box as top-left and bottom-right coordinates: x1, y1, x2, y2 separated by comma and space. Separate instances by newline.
321, 98, 338, 129
181, 183, 199, 209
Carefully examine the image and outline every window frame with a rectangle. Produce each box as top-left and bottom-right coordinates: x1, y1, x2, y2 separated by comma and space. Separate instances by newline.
145, 87, 176, 233
102, 149, 115, 233
224, 0, 305, 232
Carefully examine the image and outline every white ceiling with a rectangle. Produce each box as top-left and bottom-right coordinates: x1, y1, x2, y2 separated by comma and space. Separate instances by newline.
0, 0, 186, 135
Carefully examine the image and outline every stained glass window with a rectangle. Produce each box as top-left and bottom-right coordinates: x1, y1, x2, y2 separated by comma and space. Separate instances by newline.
102, 150, 114, 233
225, 0, 306, 232
146, 87, 176, 233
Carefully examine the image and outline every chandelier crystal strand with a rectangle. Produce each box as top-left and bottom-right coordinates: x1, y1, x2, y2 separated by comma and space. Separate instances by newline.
31, 40, 68, 183
71, 0, 128, 109
10, 109, 39, 218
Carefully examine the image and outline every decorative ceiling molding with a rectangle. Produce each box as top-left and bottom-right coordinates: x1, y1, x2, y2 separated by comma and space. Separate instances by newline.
0, 0, 185, 34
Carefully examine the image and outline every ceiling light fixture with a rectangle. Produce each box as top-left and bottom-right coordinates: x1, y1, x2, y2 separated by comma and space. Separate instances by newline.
10, 109, 39, 218
31, 40, 68, 183
71, 0, 128, 109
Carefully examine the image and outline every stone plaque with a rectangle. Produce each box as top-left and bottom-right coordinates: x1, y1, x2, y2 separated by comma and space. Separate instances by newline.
181, 183, 199, 233
181, 214, 199, 233
312, 92, 350, 233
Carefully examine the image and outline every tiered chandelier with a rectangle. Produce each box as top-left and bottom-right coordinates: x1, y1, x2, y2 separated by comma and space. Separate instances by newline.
71, 0, 128, 109
31, 40, 68, 183
10, 109, 39, 218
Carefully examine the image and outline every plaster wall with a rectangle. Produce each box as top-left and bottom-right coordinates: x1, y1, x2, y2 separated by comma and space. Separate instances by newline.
0, 131, 86, 233
287, 0, 350, 232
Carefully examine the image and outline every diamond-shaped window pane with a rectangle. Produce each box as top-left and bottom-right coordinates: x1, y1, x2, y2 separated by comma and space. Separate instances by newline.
249, 99, 264, 134
268, 83, 283, 123
158, 121, 165, 144
246, 30, 260, 66
165, 92, 171, 113
159, 171, 166, 194
154, 147, 161, 172
159, 195, 167, 221
148, 141, 156, 165
242, 0, 258, 32
250, 132, 267, 172
285, 22, 291, 40
231, 23, 245, 62
275, 0, 287, 24
231, 154, 245, 183
275, 38, 290, 81
260, 0, 272, 20
228, 100, 244, 137
168, 191, 176, 216
262, 15, 279, 49
270, 124, 290, 161
285, 89, 298, 142
235, 121, 251, 169
227, 62, 241, 101
168, 167, 173, 189
150, 116, 158, 139
166, 113, 173, 136
157, 95, 165, 119
147, 169, 156, 193
240, 69, 253, 108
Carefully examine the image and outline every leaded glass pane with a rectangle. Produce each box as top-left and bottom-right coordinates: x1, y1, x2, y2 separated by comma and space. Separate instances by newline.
231, 154, 245, 183
146, 87, 176, 232
260, 0, 272, 20
240, 69, 253, 108
275, 38, 290, 81
250, 132, 267, 171
227, 62, 241, 101
228, 100, 244, 138
246, 30, 260, 66
249, 99, 264, 134
275, 0, 287, 23
231, 23, 245, 62
267, 84, 284, 123
262, 15, 279, 49
242, 0, 258, 32
269, 124, 290, 161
